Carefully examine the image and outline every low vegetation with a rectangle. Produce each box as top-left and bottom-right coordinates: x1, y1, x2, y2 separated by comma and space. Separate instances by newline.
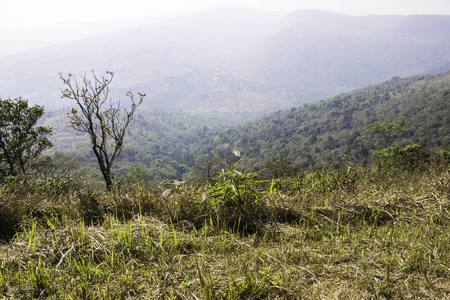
1, 150, 449, 299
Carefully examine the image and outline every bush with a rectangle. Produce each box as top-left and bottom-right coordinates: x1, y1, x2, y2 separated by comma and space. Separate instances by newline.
371, 144, 431, 171
204, 160, 267, 233
206, 160, 264, 209
0, 197, 22, 241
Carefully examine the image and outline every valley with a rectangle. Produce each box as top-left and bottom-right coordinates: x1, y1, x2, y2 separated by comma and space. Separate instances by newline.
40, 71, 450, 183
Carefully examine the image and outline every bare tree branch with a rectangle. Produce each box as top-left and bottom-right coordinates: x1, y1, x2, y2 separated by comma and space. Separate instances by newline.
59, 71, 145, 191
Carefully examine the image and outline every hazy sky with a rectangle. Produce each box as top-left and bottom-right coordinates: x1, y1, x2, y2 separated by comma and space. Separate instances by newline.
1, 0, 449, 30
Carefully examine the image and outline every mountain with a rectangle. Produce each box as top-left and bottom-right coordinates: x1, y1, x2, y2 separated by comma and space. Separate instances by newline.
0, 6, 283, 113
1, 7, 449, 113
247, 11, 450, 101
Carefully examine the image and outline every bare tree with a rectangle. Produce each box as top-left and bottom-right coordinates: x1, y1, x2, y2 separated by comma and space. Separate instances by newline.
60, 71, 145, 191
189, 153, 223, 184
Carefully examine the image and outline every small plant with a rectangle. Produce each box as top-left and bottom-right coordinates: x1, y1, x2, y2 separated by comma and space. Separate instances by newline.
206, 158, 264, 211
204, 153, 267, 233
27, 255, 53, 297
0, 262, 6, 293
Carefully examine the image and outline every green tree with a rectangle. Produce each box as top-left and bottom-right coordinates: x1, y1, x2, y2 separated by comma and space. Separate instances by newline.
123, 164, 149, 186
370, 121, 404, 146
60, 71, 145, 191
371, 144, 431, 171
264, 150, 296, 179
0, 98, 53, 177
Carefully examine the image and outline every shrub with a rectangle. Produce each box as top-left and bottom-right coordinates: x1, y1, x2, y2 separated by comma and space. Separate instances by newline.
204, 159, 267, 233
371, 144, 431, 171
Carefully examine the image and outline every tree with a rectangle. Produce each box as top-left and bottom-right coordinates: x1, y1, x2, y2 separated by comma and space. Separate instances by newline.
370, 121, 404, 147
32, 153, 83, 180
0, 98, 53, 177
60, 71, 145, 191
264, 150, 296, 179
189, 153, 223, 184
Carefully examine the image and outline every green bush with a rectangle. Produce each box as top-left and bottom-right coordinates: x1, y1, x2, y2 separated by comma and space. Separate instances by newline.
204, 159, 267, 233
371, 144, 431, 171
206, 160, 264, 210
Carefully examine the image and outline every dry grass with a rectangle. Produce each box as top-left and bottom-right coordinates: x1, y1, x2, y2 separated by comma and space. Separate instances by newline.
0, 164, 449, 299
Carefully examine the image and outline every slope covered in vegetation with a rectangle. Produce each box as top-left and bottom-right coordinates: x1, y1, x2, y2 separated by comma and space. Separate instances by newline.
207, 71, 450, 175
2, 71, 450, 299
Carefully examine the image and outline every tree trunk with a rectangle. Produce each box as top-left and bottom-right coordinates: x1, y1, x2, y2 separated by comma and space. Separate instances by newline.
101, 168, 113, 192
93, 146, 113, 192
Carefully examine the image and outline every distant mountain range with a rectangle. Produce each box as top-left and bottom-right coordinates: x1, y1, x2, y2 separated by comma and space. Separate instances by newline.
0, 6, 449, 113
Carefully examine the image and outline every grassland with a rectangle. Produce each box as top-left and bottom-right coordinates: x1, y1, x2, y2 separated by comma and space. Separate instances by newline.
0, 158, 449, 299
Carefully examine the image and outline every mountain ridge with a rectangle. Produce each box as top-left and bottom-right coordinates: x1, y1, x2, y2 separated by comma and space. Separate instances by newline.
1, 7, 449, 113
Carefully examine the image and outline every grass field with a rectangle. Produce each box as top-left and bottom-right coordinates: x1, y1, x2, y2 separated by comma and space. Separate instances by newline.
0, 160, 449, 299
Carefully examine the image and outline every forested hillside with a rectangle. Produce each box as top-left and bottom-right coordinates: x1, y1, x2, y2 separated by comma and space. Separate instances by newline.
44, 71, 450, 182
201, 71, 450, 175
42, 107, 261, 182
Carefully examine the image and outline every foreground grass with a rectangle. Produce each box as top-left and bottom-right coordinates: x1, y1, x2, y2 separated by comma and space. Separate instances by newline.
0, 165, 449, 299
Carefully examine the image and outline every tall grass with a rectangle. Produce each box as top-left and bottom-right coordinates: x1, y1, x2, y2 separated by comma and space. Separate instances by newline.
0, 159, 449, 299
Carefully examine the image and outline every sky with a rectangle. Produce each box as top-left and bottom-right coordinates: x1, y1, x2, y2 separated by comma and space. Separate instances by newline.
0, 0, 449, 57
1, 0, 450, 30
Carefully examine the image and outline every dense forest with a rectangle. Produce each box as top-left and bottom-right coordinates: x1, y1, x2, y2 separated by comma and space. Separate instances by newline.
41, 70, 450, 184
209, 71, 450, 174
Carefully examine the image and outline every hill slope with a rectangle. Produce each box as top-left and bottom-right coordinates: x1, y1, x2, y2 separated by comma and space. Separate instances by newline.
205, 71, 450, 173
